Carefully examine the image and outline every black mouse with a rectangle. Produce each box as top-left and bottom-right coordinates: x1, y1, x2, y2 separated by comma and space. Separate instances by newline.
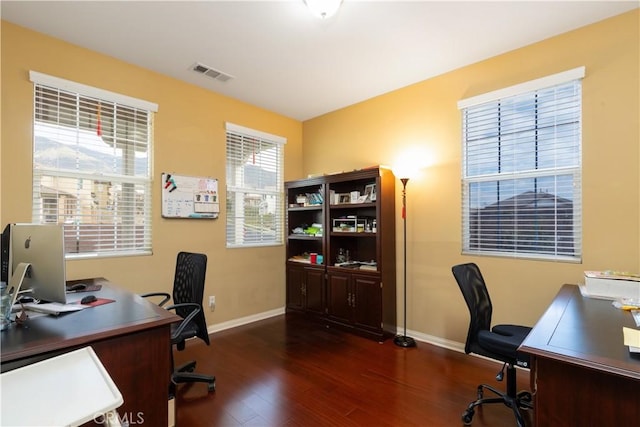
68, 283, 87, 292
81, 295, 97, 304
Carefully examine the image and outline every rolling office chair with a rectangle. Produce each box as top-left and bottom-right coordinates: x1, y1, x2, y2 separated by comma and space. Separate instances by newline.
143, 251, 216, 397
451, 263, 532, 427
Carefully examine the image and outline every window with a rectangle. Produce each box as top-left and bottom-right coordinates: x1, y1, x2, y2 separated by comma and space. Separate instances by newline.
225, 123, 285, 248
458, 67, 584, 261
30, 71, 158, 257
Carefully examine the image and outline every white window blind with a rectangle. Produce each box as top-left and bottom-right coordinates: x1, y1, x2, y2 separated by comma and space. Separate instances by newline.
459, 68, 583, 261
225, 123, 285, 248
30, 71, 156, 257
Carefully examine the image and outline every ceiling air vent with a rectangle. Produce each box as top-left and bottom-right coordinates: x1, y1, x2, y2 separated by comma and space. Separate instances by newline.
191, 62, 234, 82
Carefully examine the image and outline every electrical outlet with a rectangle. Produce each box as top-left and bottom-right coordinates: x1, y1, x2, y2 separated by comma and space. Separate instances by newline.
208, 296, 215, 311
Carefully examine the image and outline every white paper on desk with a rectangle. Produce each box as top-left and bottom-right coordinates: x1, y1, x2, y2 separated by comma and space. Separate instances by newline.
622, 327, 640, 352
22, 302, 86, 315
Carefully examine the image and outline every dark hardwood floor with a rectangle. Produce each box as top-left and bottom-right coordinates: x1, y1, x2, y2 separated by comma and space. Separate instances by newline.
174, 313, 532, 427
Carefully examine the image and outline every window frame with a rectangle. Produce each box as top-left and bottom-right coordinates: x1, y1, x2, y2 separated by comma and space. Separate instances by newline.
225, 122, 286, 249
30, 71, 158, 259
458, 67, 585, 262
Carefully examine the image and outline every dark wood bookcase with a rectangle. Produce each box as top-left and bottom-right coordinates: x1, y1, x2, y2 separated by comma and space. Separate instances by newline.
285, 167, 396, 340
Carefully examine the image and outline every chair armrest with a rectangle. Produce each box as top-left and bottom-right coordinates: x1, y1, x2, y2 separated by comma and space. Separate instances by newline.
165, 302, 201, 340
140, 292, 171, 307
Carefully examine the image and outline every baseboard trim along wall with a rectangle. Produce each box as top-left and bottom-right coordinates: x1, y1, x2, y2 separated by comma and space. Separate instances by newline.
206, 308, 468, 355
404, 327, 466, 353
206, 307, 286, 335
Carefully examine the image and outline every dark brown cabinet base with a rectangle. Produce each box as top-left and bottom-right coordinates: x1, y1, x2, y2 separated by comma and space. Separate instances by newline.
286, 264, 324, 316
327, 270, 384, 340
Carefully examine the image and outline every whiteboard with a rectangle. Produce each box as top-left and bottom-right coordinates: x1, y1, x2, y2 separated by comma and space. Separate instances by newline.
161, 172, 220, 219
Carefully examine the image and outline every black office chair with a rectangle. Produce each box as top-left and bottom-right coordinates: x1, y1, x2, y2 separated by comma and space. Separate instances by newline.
143, 251, 216, 396
451, 263, 532, 427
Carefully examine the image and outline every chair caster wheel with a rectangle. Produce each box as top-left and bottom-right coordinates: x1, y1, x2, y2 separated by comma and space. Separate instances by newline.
517, 390, 533, 409
517, 390, 532, 400
462, 409, 474, 425
208, 381, 216, 392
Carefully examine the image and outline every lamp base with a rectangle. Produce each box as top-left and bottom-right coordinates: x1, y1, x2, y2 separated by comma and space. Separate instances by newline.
393, 335, 416, 348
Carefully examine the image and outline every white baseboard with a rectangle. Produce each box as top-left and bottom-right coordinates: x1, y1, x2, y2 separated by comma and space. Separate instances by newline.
206, 307, 285, 335
207, 310, 467, 353
400, 327, 466, 353
400, 327, 527, 369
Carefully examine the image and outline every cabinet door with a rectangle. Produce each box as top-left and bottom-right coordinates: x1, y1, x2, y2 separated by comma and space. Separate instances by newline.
286, 265, 304, 311
327, 272, 352, 324
305, 267, 325, 315
352, 274, 383, 332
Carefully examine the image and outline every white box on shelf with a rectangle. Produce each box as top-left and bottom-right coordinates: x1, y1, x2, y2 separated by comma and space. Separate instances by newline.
333, 217, 357, 232
583, 271, 640, 300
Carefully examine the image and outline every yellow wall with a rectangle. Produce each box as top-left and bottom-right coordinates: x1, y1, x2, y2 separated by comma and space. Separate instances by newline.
0, 21, 304, 325
303, 10, 639, 343
2, 10, 638, 346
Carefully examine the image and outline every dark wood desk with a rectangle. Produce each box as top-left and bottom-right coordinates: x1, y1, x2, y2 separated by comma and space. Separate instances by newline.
520, 284, 640, 426
1, 277, 179, 426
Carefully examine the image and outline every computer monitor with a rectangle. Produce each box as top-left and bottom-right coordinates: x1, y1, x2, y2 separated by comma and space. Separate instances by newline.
10, 223, 67, 304
1, 223, 11, 283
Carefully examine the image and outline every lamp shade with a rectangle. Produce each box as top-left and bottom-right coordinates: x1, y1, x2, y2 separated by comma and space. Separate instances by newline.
304, 0, 343, 19
393, 147, 429, 180
392, 160, 421, 181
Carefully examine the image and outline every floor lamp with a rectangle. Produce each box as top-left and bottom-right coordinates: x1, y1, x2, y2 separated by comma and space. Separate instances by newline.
394, 177, 416, 348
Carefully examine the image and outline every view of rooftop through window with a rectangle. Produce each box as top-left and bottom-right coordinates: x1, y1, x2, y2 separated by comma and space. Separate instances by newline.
461, 76, 582, 260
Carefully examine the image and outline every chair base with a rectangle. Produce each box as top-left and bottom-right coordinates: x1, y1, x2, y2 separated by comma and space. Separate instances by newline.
461, 364, 532, 427
462, 384, 531, 427
169, 359, 216, 397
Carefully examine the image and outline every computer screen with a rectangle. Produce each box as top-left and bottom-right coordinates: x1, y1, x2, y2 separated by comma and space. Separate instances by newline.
10, 223, 67, 304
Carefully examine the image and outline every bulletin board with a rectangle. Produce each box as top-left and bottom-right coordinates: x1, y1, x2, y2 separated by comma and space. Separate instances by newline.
161, 172, 220, 219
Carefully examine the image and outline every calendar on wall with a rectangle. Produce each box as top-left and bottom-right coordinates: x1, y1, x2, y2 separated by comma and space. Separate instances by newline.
161, 172, 220, 219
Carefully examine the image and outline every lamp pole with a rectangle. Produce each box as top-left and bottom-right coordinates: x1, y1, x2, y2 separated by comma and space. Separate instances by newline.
394, 177, 416, 348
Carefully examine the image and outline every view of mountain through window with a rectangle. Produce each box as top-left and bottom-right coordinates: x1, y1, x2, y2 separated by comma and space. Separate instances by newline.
225, 123, 285, 248
31, 73, 156, 257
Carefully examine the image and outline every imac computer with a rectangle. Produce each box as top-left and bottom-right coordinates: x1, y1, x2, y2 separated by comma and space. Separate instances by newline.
10, 223, 67, 304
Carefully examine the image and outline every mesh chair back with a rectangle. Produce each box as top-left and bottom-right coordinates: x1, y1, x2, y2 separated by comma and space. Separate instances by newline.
452, 263, 493, 355
172, 251, 210, 345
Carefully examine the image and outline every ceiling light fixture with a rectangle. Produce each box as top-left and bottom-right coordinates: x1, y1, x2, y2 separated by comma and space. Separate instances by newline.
304, 0, 343, 19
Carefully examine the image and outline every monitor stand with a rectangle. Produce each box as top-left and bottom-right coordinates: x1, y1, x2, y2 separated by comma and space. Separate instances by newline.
7, 262, 31, 309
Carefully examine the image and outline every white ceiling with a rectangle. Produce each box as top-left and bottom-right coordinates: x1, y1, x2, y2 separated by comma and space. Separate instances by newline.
2, 1, 637, 121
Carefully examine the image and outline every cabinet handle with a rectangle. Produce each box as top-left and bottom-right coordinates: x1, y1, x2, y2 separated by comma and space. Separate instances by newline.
301, 283, 306, 296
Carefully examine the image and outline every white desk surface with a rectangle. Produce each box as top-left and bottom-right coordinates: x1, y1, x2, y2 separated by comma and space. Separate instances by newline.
1, 346, 123, 426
